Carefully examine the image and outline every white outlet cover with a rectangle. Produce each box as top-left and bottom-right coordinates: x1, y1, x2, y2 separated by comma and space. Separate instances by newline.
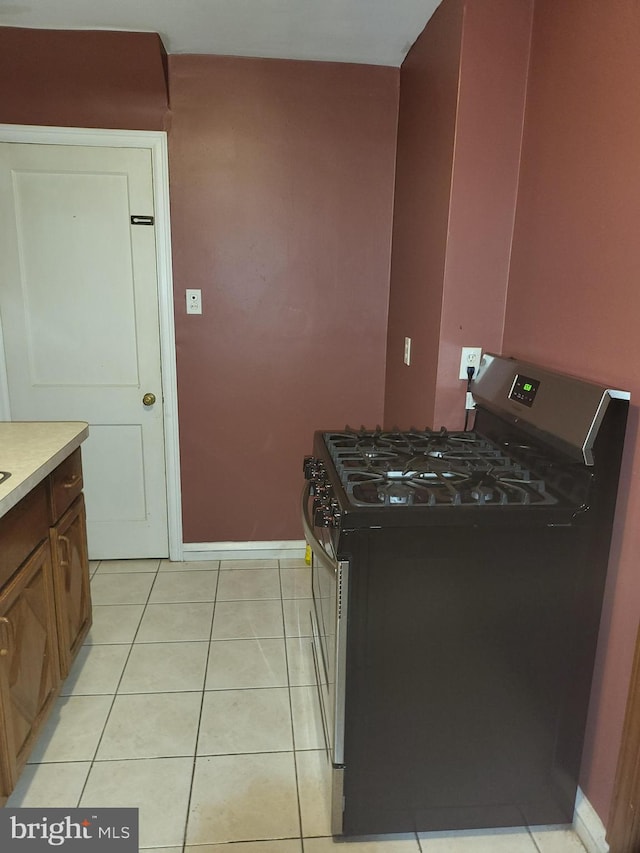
459, 347, 482, 380
186, 288, 202, 315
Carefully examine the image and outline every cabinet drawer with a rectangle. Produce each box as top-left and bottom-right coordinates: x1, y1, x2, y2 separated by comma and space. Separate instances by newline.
49, 449, 83, 523
0, 481, 48, 589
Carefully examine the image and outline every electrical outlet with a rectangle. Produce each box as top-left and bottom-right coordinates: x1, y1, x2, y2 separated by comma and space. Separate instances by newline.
186, 289, 202, 315
459, 347, 482, 380
404, 337, 412, 366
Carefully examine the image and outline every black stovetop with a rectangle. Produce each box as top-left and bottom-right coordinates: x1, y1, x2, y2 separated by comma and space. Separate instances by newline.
322, 427, 559, 508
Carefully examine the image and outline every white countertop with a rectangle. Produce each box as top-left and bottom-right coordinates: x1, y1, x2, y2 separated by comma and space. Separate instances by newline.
0, 421, 89, 519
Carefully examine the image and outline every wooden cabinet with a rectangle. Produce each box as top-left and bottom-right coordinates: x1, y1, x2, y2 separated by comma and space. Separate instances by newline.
0, 447, 91, 803
0, 540, 60, 799
50, 495, 91, 678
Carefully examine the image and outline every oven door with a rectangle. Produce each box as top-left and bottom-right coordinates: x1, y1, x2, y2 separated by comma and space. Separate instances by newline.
301, 483, 349, 772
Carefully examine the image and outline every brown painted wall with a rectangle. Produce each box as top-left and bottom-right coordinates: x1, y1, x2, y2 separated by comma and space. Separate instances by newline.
504, 0, 640, 822
169, 55, 398, 542
0, 27, 168, 130
384, 0, 531, 430
384, 0, 463, 429
433, 0, 533, 428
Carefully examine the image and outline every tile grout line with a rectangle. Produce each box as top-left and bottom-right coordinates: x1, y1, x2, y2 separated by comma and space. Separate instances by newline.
75, 559, 162, 807
285, 559, 315, 853
528, 826, 544, 853
279, 559, 306, 853
179, 560, 220, 851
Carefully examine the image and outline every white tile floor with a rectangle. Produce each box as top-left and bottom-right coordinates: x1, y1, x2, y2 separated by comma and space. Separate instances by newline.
7, 556, 588, 852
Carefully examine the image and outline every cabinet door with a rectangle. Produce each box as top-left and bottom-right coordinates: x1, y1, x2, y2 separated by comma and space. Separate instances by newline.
0, 540, 61, 798
50, 495, 92, 678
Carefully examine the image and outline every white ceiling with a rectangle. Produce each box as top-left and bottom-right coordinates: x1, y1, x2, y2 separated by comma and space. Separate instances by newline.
0, 0, 442, 67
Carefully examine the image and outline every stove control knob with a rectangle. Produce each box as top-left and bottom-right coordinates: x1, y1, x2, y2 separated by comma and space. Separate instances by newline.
328, 499, 341, 527
315, 482, 330, 499
303, 456, 321, 480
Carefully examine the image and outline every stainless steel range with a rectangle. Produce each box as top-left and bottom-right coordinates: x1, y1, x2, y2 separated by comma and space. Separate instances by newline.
301, 354, 629, 836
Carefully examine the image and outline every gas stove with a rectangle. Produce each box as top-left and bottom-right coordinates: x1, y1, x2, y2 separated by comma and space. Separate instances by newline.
321, 427, 558, 507
301, 354, 630, 837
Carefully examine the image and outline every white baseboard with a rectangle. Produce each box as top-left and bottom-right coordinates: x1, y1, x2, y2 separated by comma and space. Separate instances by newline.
182, 539, 306, 561
574, 787, 609, 853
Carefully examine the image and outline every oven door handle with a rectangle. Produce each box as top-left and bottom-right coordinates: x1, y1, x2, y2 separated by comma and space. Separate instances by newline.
301, 482, 338, 575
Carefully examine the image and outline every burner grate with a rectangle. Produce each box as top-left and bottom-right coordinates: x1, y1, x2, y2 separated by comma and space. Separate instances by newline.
324, 428, 558, 508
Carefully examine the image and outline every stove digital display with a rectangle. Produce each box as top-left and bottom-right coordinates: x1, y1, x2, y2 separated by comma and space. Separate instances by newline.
509, 374, 540, 407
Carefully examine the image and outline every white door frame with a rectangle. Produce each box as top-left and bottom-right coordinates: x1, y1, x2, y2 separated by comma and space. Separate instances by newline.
0, 123, 183, 561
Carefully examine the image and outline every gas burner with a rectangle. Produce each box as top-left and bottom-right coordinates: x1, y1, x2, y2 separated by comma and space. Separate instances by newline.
361, 449, 399, 461
324, 428, 559, 508
376, 482, 415, 505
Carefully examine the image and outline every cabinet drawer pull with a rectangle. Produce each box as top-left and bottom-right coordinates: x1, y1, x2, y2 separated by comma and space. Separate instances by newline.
0, 616, 13, 655
62, 474, 81, 489
59, 535, 71, 570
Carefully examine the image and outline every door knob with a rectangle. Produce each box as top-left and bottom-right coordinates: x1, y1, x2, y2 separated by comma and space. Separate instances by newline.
142, 393, 156, 407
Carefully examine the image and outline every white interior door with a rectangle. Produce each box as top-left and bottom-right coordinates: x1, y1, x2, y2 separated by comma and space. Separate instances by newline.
0, 142, 169, 559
